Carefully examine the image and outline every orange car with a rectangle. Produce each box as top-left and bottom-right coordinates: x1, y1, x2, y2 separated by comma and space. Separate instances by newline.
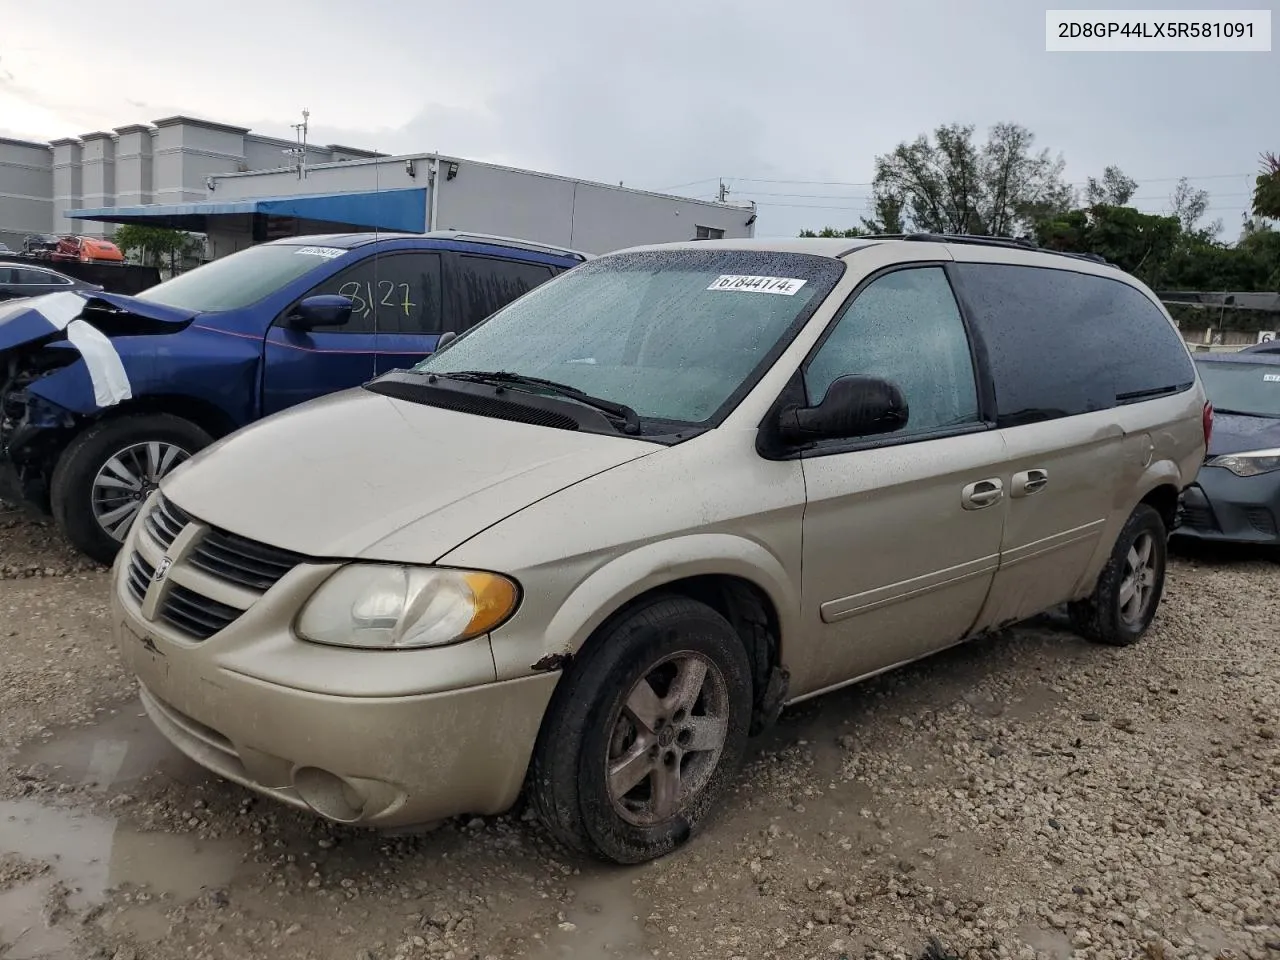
52, 235, 124, 263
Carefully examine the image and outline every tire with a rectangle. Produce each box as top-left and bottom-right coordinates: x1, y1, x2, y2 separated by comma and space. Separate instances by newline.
529, 595, 753, 864
51, 414, 212, 565
1068, 503, 1168, 647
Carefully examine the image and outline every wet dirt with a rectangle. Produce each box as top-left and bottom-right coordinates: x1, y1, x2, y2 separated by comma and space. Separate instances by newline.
0, 796, 246, 957
16, 705, 209, 795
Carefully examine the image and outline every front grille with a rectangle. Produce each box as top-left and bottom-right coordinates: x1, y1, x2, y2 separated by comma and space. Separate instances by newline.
160, 582, 242, 639
128, 494, 306, 641
1244, 507, 1277, 537
145, 494, 189, 550
125, 551, 154, 603
188, 527, 305, 591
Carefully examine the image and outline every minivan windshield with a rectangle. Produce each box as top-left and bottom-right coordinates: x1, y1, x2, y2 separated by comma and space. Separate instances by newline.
414, 249, 844, 425
1197, 359, 1280, 418
135, 243, 342, 313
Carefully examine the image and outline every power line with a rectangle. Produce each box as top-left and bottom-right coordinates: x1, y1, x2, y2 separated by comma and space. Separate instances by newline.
731, 172, 1255, 188
651, 177, 721, 191
656, 171, 1256, 193
749, 198, 1256, 213
737, 188, 1256, 202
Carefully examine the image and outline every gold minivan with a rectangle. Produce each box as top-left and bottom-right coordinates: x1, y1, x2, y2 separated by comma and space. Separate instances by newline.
110, 236, 1209, 864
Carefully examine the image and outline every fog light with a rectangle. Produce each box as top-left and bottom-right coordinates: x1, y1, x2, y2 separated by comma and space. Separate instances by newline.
293, 767, 366, 823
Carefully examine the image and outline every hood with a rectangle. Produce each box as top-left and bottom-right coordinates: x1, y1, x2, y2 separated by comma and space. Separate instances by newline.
1208, 412, 1280, 457
160, 387, 662, 561
0, 289, 195, 354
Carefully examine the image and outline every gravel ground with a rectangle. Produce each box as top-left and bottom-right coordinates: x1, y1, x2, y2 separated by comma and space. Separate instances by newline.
0, 509, 1277, 960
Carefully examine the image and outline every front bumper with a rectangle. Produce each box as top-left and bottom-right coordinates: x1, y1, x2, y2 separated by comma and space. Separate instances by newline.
1174, 465, 1280, 545
110, 504, 560, 827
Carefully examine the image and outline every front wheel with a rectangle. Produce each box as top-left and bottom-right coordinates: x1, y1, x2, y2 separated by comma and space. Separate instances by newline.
1068, 503, 1168, 647
50, 414, 212, 565
529, 595, 753, 864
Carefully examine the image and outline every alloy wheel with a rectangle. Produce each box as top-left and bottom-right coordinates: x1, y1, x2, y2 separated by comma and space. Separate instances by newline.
606, 652, 730, 826
90, 441, 190, 541
1118, 531, 1158, 626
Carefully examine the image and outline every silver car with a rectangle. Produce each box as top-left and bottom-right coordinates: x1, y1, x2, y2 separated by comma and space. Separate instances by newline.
110, 235, 1209, 864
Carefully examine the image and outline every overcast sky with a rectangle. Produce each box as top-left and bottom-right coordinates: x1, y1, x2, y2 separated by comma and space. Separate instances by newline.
2, 0, 1275, 238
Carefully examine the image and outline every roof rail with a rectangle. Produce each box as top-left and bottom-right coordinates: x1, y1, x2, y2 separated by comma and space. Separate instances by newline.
861, 232, 1114, 267
420, 230, 592, 261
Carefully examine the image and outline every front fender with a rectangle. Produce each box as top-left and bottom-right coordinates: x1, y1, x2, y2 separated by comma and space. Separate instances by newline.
488, 532, 799, 682
26, 327, 260, 425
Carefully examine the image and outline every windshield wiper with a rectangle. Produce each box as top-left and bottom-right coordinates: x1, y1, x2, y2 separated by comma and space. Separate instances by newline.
430, 370, 642, 435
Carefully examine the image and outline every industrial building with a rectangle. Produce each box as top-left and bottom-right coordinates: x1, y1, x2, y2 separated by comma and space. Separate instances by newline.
0, 115, 755, 257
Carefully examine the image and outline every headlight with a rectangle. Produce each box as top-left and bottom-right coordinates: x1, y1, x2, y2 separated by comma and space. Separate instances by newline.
296, 564, 519, 650
1206, 448, 1280, 478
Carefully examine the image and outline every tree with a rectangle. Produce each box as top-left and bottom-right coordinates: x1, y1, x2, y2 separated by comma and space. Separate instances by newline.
799, 227, 866, 238
1168, 177, 1220, 239
1084, 165, 1138, 206
1035, 205, 1181, 285
797, 195, 905, 239
867, 122, 1072, 236
112, 225, 201, 271
1253, 152, 1280, 220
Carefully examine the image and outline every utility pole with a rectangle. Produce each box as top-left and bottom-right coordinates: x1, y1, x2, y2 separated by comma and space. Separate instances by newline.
287, 108, 310, 180
718, 178, 729, 203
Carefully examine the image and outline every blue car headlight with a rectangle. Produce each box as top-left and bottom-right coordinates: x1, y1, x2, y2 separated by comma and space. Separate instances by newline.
1206, 448, 1280, 478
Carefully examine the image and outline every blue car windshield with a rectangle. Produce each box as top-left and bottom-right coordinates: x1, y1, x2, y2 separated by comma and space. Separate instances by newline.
414, 249, 843, 425
1197, 360, 1280, 418
135, 244, 342, 313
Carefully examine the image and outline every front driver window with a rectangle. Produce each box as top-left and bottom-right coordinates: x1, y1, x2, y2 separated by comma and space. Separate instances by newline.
805, 267, 980, 438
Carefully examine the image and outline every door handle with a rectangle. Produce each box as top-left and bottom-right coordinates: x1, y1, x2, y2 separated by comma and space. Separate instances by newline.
961, 478, 1004, 510
1011, 468, 1049, 498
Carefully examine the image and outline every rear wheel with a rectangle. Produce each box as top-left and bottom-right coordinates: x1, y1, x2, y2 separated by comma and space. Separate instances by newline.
529, 595, 752, 864
1068, 503, 1167, 647
51, 414, 212, 565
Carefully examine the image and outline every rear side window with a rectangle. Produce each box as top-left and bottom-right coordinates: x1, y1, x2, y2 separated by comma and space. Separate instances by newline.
953, 263, 1195, 427
457, 255, 556, 329
13, 267, 70, 285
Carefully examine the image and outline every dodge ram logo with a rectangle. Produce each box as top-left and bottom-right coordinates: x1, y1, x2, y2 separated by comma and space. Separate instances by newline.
153, 557, 172, 582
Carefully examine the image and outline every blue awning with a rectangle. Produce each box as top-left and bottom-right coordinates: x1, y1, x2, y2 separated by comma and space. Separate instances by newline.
66, 187, 428, 233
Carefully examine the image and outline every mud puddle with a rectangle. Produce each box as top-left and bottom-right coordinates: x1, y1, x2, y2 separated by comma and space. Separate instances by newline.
1, 704, 244, 958
0, 797, 247, 958
16, 701, 208, 793
528, 868, 650, 959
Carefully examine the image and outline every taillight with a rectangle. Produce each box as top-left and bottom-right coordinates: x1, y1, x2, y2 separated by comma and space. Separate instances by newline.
1202, 402, 1214, 449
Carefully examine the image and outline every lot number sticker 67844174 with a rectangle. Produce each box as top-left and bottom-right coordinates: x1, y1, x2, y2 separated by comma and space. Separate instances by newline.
707, 275, 807, 296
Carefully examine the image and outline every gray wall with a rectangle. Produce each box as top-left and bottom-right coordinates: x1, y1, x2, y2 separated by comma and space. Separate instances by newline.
435, 161, 754, 252
0, 137, 53, 249
211, 154, 754, 255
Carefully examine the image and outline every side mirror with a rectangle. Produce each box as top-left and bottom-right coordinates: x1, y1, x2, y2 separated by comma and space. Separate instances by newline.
778, 375, 908, 444
289, 294, 352, 330
435, 330, 458, 350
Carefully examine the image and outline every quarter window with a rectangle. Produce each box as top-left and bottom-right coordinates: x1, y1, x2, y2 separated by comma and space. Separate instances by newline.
805, 267, 980, 439
306, 253, 443, 334
952, 263, 1196, 427
457, 255, 556, 330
